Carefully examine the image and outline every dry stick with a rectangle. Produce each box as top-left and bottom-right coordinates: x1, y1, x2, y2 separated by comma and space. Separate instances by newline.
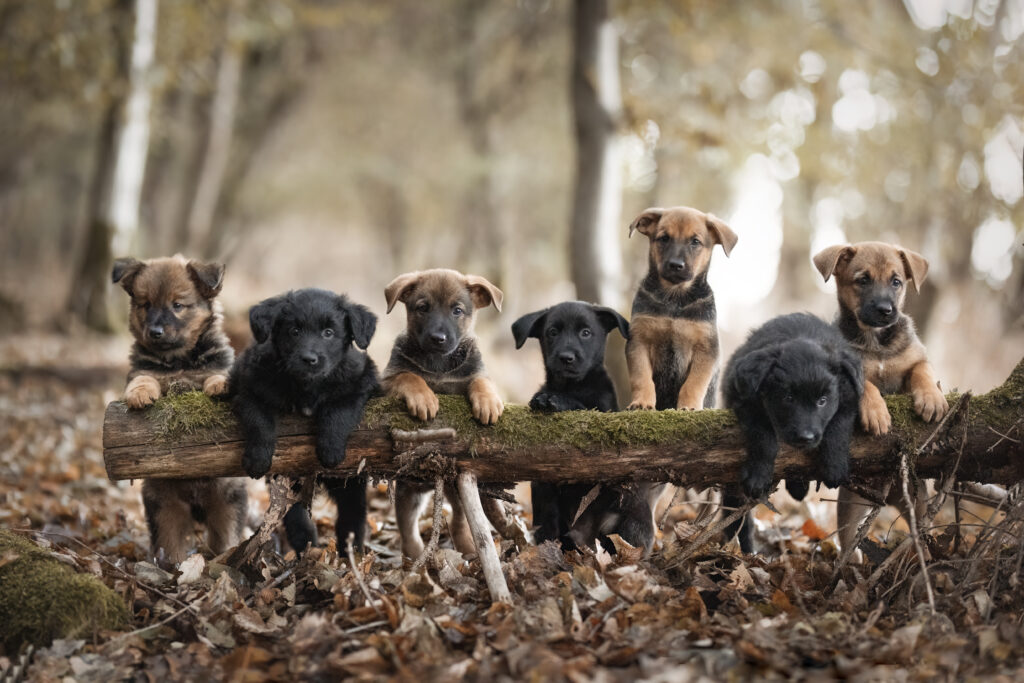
829, 482, 892, 590
410, 477, 445, 573
673, 498, 757, 566
901, 450, 936, 614
456, 470, 512, 603
346, 532, 382, 617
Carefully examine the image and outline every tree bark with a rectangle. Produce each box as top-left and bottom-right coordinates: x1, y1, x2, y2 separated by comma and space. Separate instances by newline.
103, 360, 1023, 491
569, 0, 624, 311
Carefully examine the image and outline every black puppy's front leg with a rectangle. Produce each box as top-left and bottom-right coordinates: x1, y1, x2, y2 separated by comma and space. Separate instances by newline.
736, 405, 780, 499
235, 394, 278, 479
315, 397, 367, 467
816, 405, 856, 489
530, 391, 588, 412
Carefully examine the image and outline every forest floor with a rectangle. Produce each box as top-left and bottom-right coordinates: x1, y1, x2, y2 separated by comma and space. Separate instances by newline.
2, 334, 1024, 681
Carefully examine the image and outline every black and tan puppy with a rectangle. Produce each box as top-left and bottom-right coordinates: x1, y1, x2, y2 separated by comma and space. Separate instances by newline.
722, 313, 864, 552
382, 268, 508, 559
512, 301, 647, 553
230, 288, 379, 553
813, 242, 948, 553
113, 255, 247, 565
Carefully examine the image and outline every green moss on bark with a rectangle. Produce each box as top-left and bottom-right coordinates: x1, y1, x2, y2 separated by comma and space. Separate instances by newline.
0, 530, 129, 651
149, 391, 232, 438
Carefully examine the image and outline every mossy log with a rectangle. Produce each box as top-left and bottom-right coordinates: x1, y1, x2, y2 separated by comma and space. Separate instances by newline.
102, 359, 1024, 490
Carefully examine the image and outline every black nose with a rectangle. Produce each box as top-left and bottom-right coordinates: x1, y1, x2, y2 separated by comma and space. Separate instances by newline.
558, 352, 576, 365
667, 259, 686, 272
148, 325, 164, 339
301, 352, 319, 366
429, 333, 448, 346
796, 431, 819, 445
875, 301, 894, 316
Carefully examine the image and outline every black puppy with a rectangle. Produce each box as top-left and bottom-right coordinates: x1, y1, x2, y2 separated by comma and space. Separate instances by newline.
722, 313, 863, 552
512, 301, 657, 554
230, 288, 379, 553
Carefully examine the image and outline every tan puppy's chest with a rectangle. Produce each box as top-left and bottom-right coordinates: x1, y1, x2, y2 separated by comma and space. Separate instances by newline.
856, 339, 927, 394
628, 315, 715, 369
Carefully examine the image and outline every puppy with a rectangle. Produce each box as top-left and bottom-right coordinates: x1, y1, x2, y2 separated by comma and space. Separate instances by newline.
382, 268, 508, 559
230, 288, 379, 553
625, 206, 740, 550
813, 242, 948, 553
722, 313, 863, 552
512, 301, 650, 553
112, 255, 247, 565
625, 206, 737, 412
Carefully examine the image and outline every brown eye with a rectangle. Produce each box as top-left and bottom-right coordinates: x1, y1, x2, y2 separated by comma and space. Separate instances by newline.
172, 302, 184, 312
892, 277, 902, 289
579, 328, 592, 338
817, 396, 828, 408
857, 275, 871, 285
322, 328, 334, 338
452, 307, 464, 317
656, 234, 670, 244
690, 237, 701, 246
416, 302, 429, 313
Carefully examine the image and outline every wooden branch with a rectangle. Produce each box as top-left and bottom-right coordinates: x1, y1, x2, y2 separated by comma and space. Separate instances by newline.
102, 359, 1024, 491
457, 472, 511, 603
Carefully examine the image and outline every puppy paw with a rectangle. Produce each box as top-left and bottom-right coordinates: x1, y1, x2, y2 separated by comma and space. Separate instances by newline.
472, 391, 504, 425
242, 444, 274, 479
820, 463, 850, 490
785, 479, 810, 501
529, 392, 555, 412
741, 463, 776, 499
125, 376, 161, 409
203, 373, 229, 397
675, 397, 702, 411
860, 393, 891, 436
912, 384, 948, 423
316, 438, 347, 468
404, 388, 439, 422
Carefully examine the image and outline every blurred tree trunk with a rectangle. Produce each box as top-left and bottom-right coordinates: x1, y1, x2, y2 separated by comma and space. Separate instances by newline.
186, 1, 244, 256
67, 0, 134, 332
570, 0, 628, 404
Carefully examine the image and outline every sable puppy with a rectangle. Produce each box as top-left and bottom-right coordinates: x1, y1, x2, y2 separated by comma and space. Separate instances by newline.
382, 268, 509, 559
722, 313, 864, 552
512, 301, 648, 553
113, 255, 247, 565
625, 206, 739, 549
230, 288, 379, 553
813, 241, 948, 553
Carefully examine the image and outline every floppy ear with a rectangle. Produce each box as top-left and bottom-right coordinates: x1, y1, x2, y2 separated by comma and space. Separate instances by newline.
187, 260, 225, 299
592, 305, 629, 340
249, 295, 286, 344
628, 208, 664, 238
111, 257, 145, 296
812, 245, 857, 283
384, 272, 421, 314
465, 274, 503, 312
705, 214, 738, 257
898, 248, 929, 293
342, 300, 377, 350
730, 347, 779, 398
510, 308, 549, 349
833, 347, 864, 395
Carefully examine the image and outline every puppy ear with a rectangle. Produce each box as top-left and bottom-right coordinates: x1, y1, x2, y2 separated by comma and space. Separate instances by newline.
384, 272, 421, 314
465, 275, 503, 312
730, 347, 778, 397
111, 257, 144, 295
705, 214, 738, 257
343, 300, 377, 350
510, 308, 548, 349
592, 306, 630, 340
628, 208, 663, 238
249, 295, 286, 344
812, 245, 856, 283
187, 260, 225, 299
834, 347, 864, 395
898, 248, 929, 293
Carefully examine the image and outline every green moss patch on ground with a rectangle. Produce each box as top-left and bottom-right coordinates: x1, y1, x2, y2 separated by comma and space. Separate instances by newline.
0, 529, 129, 651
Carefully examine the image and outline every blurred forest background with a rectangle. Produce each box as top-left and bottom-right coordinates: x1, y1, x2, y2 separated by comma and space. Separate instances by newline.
0, 0, 1021, 402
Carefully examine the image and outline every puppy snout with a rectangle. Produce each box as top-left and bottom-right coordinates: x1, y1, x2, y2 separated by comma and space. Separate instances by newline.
148, 325, 164, 339
667, 259, 686, 273
301, 351, 319, 366
429, 332, 448, 347
558, 352, 576, 366
796, 430, 819, 446
874, 301, 894, 316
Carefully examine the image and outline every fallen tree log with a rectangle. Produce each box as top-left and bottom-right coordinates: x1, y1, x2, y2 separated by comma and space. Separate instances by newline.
102, 359, 1023, 490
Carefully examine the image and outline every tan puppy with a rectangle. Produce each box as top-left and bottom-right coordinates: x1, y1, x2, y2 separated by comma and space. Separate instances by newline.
813, 241, 948, 552
381, 268, 509, 558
